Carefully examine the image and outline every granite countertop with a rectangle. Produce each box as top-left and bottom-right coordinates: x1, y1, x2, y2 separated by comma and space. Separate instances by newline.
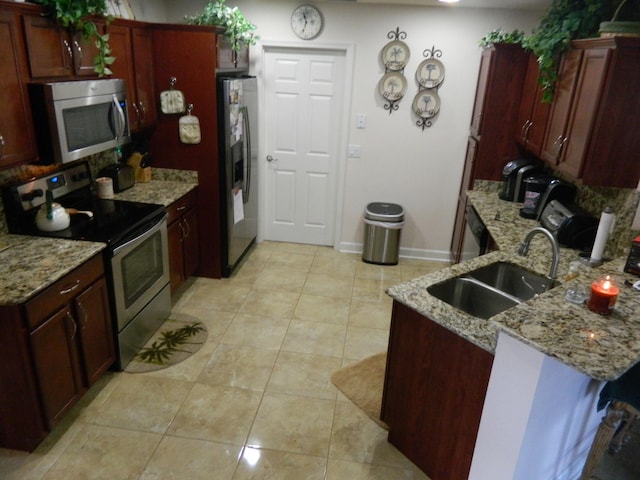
387, 190, 640, 381
0, 172, 198, 306
112, 179, 197, 207
0, 234, 106, 305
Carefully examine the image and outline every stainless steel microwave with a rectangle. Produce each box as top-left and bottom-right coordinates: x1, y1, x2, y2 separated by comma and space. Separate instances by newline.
29, 79, 131, 164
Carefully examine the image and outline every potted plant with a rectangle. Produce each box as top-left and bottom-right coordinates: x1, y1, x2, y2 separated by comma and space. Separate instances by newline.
599, 0, 640, 36
478, 28, 525, 49
522, 0, 623, 102
185, 0, 259, 51
34, 0, 115, 77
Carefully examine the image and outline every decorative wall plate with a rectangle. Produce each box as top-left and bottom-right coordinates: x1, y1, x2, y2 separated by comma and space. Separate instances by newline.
412, 90, 440, 118
378, 72, 408, 101
416, 59, 445, 89
381, 40, 410, 71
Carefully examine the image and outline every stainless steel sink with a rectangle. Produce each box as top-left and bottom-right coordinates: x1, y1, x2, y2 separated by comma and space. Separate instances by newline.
427, 277, 521, 319
466, 262, 555, 300
427, 262, 556, 319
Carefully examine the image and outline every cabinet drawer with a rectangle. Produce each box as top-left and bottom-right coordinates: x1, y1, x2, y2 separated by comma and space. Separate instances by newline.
25, 255, 104, 330
166, 189, 197, 224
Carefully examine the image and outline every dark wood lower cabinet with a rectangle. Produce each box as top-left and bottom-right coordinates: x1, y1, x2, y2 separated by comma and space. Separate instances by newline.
0, 255, 115, 451
381, 301, 494, 479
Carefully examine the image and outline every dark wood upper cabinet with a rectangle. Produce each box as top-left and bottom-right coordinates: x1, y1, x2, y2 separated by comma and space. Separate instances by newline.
0, 8, 37, 168
108, 21, 157, 132
540, 37, 640, 188
516, 53, 551, 157
22, 13, 101, 79
468, 44, 529, 181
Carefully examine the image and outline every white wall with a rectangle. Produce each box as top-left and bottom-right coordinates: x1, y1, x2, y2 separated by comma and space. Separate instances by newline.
137, 0, 541, 260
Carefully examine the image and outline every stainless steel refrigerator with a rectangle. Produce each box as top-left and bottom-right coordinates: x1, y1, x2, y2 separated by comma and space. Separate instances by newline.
217, 76, 258, 277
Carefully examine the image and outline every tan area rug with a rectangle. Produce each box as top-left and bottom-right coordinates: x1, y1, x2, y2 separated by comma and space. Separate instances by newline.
125, 314, 208, 374
331, 352, 389, 429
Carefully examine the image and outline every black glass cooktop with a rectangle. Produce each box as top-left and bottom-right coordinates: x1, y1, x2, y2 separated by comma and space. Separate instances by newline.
14, 196, 165, 247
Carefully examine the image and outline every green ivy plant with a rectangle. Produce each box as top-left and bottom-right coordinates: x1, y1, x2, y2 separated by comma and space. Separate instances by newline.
522, 0, 620, 102
478, 28, 526, 49
185, 0, 260, 51
34, 0, 115, 77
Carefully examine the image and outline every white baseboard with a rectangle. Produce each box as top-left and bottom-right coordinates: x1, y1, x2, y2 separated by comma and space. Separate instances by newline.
337, 242, 451, 264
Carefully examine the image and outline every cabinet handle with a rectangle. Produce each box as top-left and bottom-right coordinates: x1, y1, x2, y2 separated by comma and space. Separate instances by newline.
65, 312, 77, 340
552, 135, 563, 158
557, 136, 568, 158
524, 121, 533, 142
520, 120, 529, 138
0, 134, 5, 158
59, 280, 80, 295
182, 218, 191, 239
176, 205, 187, 212
179, 219, 187, 240
73, 40, 83, 65
62, 39, 73, 68
138, 101, 146, 123
76, 300, 88, 328
132, 102, 140, 126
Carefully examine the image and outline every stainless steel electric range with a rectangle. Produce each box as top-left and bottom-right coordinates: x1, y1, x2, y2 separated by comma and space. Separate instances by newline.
1, 161, 171, 369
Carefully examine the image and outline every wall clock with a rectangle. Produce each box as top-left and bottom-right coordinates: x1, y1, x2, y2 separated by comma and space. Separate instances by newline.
291, 4, 323, 40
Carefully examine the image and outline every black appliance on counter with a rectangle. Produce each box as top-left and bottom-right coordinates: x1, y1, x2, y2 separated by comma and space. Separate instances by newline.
539, 200, 598, 250
499, 158, 544, 202
1, 161, 170, 369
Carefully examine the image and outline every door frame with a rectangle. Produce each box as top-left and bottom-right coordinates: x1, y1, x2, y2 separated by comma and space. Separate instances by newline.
256, 41, 355, 249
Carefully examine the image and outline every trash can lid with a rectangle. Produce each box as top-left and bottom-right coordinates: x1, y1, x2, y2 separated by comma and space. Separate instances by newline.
365, 202, 404, 222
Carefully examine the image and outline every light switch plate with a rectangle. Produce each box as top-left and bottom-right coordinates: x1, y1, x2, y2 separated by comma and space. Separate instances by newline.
348, 145, 361, 158
356, 114, 366, 129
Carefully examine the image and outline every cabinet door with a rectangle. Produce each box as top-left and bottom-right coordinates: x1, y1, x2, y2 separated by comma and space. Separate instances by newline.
540, 49, 583, 165
381, 301, 493, 480
182, 207, 199, 278
469, 48, 492, 137
168, 218, 185, 293
71, 26, 102, 77
516, 54, 551, 156
131, 26, 156, 129
75, 278, 116, 386
29, 307, 84, 427
450, 137, 478, 263
0, 9, 37, 169
108, 24, 138, 122
22, 14, 73, 78
217, 36, 249, 72
557, 47, 610, 179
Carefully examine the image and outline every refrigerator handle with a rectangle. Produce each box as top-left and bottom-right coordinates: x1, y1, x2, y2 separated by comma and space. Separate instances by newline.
242, 105, 251, 204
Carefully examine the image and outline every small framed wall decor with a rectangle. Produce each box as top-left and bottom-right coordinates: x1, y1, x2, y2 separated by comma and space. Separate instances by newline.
414, 45, 444, 130
379, 27, 409, 114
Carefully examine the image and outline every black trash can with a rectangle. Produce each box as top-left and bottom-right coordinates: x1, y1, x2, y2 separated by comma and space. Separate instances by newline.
362, 202, 405, 265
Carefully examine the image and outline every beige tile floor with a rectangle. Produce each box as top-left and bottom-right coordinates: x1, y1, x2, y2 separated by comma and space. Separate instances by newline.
0, 241, 444, 480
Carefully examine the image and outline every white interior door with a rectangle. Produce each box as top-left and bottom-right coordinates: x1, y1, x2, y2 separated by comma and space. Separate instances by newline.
263, 47, 346, 245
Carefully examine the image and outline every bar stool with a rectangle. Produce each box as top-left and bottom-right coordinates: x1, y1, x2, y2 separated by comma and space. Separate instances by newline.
580, 362, 640, 479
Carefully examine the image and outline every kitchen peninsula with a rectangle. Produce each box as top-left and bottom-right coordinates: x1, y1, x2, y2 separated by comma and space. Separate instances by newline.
384, 188, 640, 480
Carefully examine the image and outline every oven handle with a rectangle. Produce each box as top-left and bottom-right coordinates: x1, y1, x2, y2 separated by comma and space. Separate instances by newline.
111, 213, 167, 257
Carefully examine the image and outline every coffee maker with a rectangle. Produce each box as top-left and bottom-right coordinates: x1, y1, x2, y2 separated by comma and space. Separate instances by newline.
499, 158, 544, 202
520, 176, 576, 219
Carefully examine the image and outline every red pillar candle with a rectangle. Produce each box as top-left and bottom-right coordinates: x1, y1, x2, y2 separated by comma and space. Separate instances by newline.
587, 275, 619, 315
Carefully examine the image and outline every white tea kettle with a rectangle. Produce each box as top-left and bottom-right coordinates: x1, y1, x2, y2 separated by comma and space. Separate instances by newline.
35, 191, 70, 232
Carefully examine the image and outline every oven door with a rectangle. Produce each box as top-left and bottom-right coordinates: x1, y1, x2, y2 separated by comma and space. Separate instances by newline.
110, 214, 170, 332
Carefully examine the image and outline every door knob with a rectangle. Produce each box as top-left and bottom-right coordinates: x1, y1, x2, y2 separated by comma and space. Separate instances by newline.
266, 154, 277, 162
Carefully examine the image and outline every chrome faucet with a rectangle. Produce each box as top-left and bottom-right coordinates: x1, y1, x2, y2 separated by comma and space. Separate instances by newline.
517, 227, 560, 281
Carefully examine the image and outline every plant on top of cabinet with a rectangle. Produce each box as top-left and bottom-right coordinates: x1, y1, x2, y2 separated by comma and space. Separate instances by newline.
185, 0, 259, 51
33, 0, 115, 76
478, 28, 525, 49
522, 0, 620, 102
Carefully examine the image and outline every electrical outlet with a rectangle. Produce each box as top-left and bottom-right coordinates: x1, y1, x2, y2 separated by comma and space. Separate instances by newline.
356, 114, 366, 129
348, 145, 361, 158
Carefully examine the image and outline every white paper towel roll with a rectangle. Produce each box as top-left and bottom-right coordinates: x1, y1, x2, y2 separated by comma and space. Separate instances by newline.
590, 207, 615, 263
